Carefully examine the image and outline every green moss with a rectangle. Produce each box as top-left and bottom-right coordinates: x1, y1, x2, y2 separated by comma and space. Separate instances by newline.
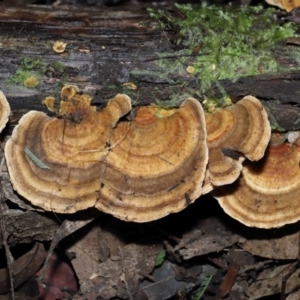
147, 4, 297, 97
6, 57, 42, 87
151, 92, 189, 109
192, 274, 213, 300
202, 97, 222, 112
53, 61, 65, 73
6, 56, 67, 88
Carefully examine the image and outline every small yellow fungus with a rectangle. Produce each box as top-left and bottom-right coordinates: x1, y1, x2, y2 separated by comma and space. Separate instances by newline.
42, 96, 56, 112
206, 102, 216, 113
186, 66, 195, 74
122, 82, 137, 90
24, 76, 39, 88
53, 41, 67, 53
223, 96, 233, 106
61, 84, 79, 101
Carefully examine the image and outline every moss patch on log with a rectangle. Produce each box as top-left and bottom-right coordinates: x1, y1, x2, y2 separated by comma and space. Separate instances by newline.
143, 4, 297, 99
6, 57, 66, 89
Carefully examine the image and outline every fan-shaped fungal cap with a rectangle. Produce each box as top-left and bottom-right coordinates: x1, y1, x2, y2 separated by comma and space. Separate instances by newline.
42, 96, 56, 112
265, 0, 300, 11
95, 98, 208, 222
0, 91, 10, 133
203, 96, 270, 193
212, 139, 300, 228
5, 94, 131, 213
60, 84, 80, 101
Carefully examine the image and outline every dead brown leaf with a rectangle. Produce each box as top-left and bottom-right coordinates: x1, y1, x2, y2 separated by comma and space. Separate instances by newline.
66, 222, 105, 282
233, 262, 300, 299
242, 231, 299, 259
175, 216, 245, 259
79, 242, 162, 300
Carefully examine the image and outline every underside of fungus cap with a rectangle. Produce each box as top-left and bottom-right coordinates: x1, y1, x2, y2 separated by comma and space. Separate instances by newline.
212, 140, 300, 228
5, 93, 131, 213
95, 98, 208, 222
203, 95, 271, 193
0, 91, 11, 133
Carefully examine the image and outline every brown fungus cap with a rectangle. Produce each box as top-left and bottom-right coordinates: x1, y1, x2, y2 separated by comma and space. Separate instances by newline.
60, 84, 79, 101
212, 140, 300, 228
5, 94, 131, 213
0, 91, 11, 133
95, 98, 208, 222
203, 96, 270, 193
265, 0, 300, 12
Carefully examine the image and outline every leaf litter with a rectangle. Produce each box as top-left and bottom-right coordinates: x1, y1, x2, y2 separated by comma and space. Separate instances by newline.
2, 101, 300, 299
37, 196, 300, 299
2, 182, 300, 299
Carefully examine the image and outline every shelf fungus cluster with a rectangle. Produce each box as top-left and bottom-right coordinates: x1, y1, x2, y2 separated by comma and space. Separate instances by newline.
265, 0, 300, 12
212, 139, 300, 228
203, 96, 271, 194
5, 87, 209, 222
5, 87, 300, 227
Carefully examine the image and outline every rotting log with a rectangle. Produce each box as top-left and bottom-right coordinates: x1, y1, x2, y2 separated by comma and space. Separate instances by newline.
0, 3, 300, 248
0, 4, 300, 129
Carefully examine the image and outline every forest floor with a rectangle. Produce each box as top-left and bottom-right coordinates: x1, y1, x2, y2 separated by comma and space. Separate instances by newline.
1, 0, 300, 300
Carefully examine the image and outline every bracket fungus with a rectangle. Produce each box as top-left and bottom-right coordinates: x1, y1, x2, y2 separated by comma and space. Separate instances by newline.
265, 0, 300, 11
5, 93, 131, 213
0, 91, 10, 133
203, 96, 270, 194
5, 91, 208, 222
212, 138, 300, 228
95, 98, 208, 222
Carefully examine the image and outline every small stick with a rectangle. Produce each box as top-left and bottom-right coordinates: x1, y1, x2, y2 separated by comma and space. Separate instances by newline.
280, 229, 300, 300
0, 158, 15, 300
163, 240, 181, 264
118, 246, 133, 300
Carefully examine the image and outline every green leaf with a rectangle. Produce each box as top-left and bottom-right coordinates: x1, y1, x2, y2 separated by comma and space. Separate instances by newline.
24, 147, 50, 169
155, 250, 166, 267
192, 274, 213, 300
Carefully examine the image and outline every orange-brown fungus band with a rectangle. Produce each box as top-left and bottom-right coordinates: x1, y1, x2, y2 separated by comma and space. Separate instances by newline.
203, 96, 270, 194
5, 93, 131, 213
6, 93, 209, 222
212, 140, 300, 228
96, 98, 208, 222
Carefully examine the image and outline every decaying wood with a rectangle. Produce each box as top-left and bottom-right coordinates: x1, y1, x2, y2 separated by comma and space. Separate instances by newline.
0, 4, 299, 129
0, 178, 15, 298
0, 3, 300, 248
0, 207, 59, 248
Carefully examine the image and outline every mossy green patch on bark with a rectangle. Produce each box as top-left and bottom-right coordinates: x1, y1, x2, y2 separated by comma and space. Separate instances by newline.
146, 4, 297, 99
6, 57, 67, 89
